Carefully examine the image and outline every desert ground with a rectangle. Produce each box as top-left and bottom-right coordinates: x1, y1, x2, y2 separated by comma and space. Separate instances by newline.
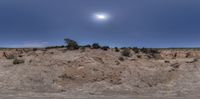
1, 47, 200, 98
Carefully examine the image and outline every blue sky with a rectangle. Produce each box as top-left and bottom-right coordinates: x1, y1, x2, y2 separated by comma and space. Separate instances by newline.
0, 0, 200, 48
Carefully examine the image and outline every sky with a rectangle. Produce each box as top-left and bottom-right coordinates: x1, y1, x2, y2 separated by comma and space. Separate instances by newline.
0, 0, 200, 48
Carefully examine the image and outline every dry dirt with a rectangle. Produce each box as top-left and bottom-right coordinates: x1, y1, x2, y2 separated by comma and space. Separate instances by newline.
1, 48, 200, 98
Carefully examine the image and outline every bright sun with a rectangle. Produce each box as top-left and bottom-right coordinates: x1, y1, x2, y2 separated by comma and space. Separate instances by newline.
93, 13, 110, 21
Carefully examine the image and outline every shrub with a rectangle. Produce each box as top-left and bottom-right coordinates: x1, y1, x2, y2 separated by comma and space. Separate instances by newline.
114, 47, 120, 52
148, 49, 159, 54
18, 55, 23, 57
137, 55, 142, 58
164, 60, 170, 63
132, 47, 139, 53
118, 57, 124, 61
13, 59, 25, 64
92, 43, 101, 49
140, 48, 160, 59
64, 38, 79, 50
140, 48, 159, 55
33, 48, 37, 51
121, 47, 127, 50
101, 46, 109, 51
60, 45, 65, 48
121, 48, 132, 57
45, 46, 65, 49
83, 44, 91, 48
140, 47, 148, 53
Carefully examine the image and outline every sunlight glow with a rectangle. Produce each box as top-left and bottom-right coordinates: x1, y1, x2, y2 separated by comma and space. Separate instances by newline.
93, 13, 110, 21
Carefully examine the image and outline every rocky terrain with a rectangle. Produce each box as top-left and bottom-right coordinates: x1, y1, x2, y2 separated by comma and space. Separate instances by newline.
1, 48, 200, 98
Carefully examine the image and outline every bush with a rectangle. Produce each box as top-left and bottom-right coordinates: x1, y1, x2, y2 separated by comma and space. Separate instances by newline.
140, 48, 148, 53
60, 45, 65, 48
33, 48, 37, 51
148, 49, 159, 54
118, 57, 124, 61
164, 60, 170, 63
64, 38, 79, 50
121, 48, 132, 57
92, 43, 101, 49
140, 48, 161, 59
121, 47, 127, 50
115, 47, 120, 52
137, 55, 142, 58
13, 59, 25, 64
83, 44, 91, 48
101, 46, 109, 51
45, 46, 65, 49
132, 47, 139, 53
140, 48, 159, 54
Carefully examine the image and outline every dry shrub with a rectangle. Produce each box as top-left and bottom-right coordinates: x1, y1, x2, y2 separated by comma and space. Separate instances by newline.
121, 48, 132, 57
13, 59, 25, 64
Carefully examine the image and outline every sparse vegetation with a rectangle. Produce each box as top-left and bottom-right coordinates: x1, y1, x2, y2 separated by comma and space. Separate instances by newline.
118, 57, 124, 61
58, 74, 75, 80
115, 47, 120, 52
164, 60, 170, 63
139, 48, 161, 59
1, 43, 200, 96
33, 48, 38, 51
83, 44, 91, 48
46, 45, 65, 49
101, 46, 109, 51
121, 48, 132, 57
137, 55, 142, 58
132, 47, 139, 53
13, 59, 25, 64
18, 54, 23, 57
92, 43, 101, 49
64, 38, 79, 50
140, 47, 148, 53
140, 48, 159, 54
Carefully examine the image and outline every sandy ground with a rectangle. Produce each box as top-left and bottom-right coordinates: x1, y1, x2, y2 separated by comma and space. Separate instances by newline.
0, 95, 200, 99
1, 48, 200, 98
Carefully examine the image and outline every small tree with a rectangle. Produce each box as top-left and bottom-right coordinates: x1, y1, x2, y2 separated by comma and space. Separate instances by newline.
92, 43, 101, 49
64, 38, 79, 50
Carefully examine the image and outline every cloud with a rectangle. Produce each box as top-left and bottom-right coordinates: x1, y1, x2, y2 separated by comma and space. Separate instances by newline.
5, 41, 49, 48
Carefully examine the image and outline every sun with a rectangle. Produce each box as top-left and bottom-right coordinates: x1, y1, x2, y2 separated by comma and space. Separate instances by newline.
93, 13, 110, 21
96, 14, 107, 19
